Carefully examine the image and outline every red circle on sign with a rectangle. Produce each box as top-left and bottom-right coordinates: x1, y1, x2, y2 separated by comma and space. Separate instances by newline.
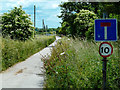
99, 42, 113, 58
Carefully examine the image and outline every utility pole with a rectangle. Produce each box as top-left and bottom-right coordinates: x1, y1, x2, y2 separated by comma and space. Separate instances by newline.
33, 5, 36, 37
42, 19, 45, 29
34, 5, 36, 28
42, 19, 46, 34
46, 25, 48, 35
46, 25, 48, 30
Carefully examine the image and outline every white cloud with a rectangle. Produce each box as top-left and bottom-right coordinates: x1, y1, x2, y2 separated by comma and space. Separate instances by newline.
63, 0, 68, 1
38, 1, 60, 10
36, 10, 42, 13
52, 3, 59, 8
46, 12, 61, 22
1, 0, 68, 11
1, 0, 46, 11
1, 0, 65, 28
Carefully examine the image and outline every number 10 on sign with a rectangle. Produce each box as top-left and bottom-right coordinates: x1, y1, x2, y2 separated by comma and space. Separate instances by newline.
99, 42, 113, 58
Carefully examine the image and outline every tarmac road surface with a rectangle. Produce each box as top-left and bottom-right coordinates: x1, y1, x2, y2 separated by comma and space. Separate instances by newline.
0, 36, 61, 88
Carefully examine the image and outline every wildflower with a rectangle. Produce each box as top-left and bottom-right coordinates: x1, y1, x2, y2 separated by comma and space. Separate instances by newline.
67, 38, 70, 41
60, 52, 65, 55
56, 72, 58, 74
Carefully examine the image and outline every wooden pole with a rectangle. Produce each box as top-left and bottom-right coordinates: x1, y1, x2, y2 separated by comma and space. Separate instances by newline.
34, 5, 36, 28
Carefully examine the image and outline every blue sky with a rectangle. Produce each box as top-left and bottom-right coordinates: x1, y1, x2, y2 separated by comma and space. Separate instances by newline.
0, 0, 68, 28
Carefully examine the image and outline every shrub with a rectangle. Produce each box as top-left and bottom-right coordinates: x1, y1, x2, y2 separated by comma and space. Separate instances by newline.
2, 6, 35, 41
74, 9, 98, 39
59, 22, 71, 35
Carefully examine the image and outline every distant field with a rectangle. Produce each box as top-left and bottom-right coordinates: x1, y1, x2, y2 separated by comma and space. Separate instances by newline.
43, 37, 119, 88
1, 35, 55, 71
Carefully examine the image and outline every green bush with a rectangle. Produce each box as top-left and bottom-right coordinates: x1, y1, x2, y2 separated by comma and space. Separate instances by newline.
59, 22, 71, 35
2, 6, 35, 41
2, 35, 55, 71
74, 9, 98, 39
58, 9, 98, 39
43, 37, 119, 88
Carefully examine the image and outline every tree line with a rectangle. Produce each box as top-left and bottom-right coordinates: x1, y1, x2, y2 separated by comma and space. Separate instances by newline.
58, 2, 120, 39
1, 2, 120, 40
35, 27, 59, 35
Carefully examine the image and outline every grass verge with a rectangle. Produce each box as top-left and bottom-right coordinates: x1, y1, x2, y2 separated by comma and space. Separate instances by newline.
0, 35, 2, 72
1, 35, 55, 71
43, 37, 120, 88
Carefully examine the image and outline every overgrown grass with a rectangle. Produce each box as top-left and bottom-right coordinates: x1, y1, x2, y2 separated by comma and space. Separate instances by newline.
43, 37, 120, 89
1, 35, 55, 71
0, 35, 2, 72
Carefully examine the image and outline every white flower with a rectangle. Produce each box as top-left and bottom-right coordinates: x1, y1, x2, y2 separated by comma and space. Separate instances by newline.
10, 31, 14, 33
67, 38, 70, 40
60, 52, 65, 55
56, 72, 58, 74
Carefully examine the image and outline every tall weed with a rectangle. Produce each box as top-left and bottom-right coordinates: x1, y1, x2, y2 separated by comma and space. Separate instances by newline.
1, 35, 55, 71
43, 37, 120, 88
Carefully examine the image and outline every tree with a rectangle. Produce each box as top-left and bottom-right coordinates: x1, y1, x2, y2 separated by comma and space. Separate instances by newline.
0, 14, 2, 33
58, 2, 120, 39
96, 2, 120, 38
2, 6, 35, 41
58, 2, 96, 38
59, 21, 70, 35
74, 9, 98, 39
100, 2, 120, 17
58, 2, 98, 38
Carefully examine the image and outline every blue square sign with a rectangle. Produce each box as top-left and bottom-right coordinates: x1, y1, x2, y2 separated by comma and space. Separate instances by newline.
95, 19, 117, 41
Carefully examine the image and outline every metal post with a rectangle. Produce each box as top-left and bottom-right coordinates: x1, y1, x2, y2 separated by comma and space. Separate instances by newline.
102, 57, 108, 90
102, 10, 108, 90
103, 12, 105, 19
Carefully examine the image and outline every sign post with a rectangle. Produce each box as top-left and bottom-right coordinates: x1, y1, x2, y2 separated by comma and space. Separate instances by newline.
99, 42, 113, 90
102, 57, 108, 89
95, 19, 117, 90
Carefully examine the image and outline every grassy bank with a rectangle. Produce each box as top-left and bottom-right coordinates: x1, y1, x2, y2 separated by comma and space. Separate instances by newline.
0, 35, 2, 72
1, 35, 55, 71
43, 37, 120, 88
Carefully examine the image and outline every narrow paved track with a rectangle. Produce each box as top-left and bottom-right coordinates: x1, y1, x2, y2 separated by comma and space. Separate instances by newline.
0, 36, 61, 88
